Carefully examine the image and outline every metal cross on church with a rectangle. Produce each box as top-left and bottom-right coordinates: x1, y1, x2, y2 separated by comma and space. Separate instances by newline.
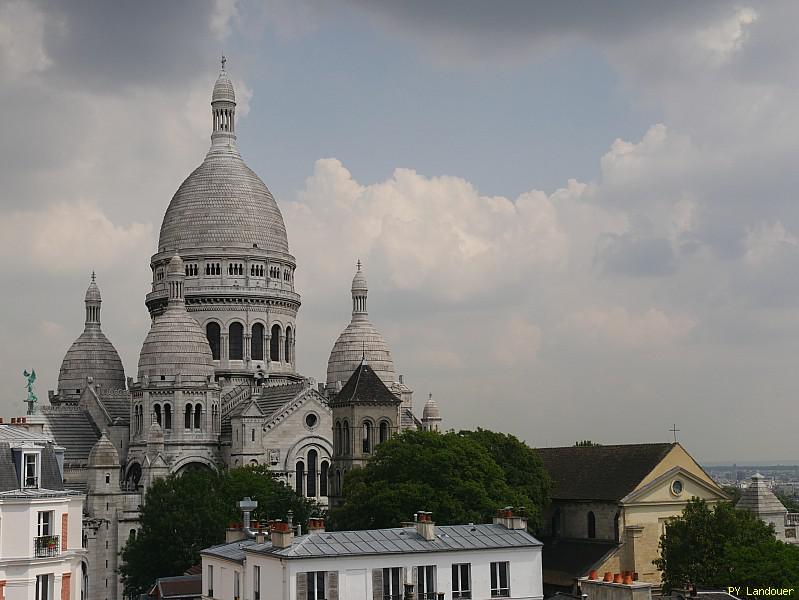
670, 424, 680, 443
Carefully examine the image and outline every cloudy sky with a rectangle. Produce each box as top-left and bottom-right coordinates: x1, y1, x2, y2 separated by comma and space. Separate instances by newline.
2, 0, 798, 464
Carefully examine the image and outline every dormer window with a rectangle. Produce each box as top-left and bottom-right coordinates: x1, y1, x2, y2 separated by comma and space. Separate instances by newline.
23, 452, 39, 488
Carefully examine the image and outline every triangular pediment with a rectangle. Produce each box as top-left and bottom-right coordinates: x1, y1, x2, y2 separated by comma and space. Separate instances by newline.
622, 465, 728, 505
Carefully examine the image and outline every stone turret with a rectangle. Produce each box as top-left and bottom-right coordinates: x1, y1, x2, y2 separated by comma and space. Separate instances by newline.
737, 473, 789, 539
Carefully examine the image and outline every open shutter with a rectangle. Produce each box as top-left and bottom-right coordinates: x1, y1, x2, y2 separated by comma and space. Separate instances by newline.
412, 567, 418, 598
296, 573, 307, 600
371, 569, 383, 600
326, 571, 339, 600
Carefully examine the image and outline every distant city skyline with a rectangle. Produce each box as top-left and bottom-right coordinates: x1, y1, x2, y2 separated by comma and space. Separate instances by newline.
2, 1, 799, 463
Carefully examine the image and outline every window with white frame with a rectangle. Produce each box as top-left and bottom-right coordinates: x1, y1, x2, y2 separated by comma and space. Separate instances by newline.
451, 563, 471, 599
253, 565, 261, 600
416, 565, 436, 599
207, 565, 214, 598
37, 510, 52, 536
490, 562, 510, 597
36, 574, 51, 600
23, 452, 39, 488
383, 567, 402, 600
234, 570, 240, 600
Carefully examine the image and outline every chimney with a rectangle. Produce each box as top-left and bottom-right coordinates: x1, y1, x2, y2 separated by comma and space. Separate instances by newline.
308, 518, 325, 533
255, 530, 267, 544
225, 522, 245, 543
415, 511, 435, 541
270, 520, 294, 549
579, 575, 653, 600
493, 507, 528, 530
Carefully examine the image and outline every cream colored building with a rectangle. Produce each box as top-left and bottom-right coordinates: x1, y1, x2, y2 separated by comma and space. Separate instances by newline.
537, 442, 727, 591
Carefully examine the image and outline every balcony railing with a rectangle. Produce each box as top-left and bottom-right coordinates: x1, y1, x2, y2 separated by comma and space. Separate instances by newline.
34, 535, 60, 557
786, 513, 799, 526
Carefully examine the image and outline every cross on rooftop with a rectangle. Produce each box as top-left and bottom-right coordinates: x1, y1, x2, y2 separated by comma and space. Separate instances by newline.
670, 424, 680, 443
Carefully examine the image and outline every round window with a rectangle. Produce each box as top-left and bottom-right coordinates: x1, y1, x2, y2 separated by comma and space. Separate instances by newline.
671, 480, 683, 495
305, 413, 318, 429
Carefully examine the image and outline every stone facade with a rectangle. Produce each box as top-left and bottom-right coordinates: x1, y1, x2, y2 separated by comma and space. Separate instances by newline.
38, 59, 438, 600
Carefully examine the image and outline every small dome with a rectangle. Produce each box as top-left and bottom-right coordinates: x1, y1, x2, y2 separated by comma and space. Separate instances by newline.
166, 253, 184, 275
212, 68, 235, 103
352, 261, 368, 292
326, 319, 396, 388
58, 329, 126, 401
85, 273, 101, 303
137, 300, 214, 386
422, 394, 441, 420
88, 433, 120, 467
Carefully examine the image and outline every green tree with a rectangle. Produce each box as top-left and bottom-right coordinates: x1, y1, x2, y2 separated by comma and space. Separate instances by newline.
329, 429, 549, 530
458, 429, 550, 526
654, 498, 799, 591
120, 465, 316, 597
776, 491, 799, 513
573, 440, 601, 447
721, 485, 742, 504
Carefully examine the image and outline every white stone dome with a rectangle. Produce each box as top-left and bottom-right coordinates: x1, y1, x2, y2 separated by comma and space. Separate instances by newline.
138, 257, 215, 385
57, 275, 126, 401
326, 262, 396, 388
88, 433, 120, 467
422, 394, 441, 420
157, 62, 289, 255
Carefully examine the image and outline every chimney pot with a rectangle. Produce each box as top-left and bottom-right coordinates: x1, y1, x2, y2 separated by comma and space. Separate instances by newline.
603, 572, 613, 582
588, 570, 598, 580
633, 572, 639, 581
623, 574, 633, 585
613, 574, 622, 584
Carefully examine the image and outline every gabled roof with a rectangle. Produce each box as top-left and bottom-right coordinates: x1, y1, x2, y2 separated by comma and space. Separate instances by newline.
150, 575, 202, 600
331, 362, 401, 407
256, 381, 308, 418
536, 443, 674, 501
42, 407, 101, 464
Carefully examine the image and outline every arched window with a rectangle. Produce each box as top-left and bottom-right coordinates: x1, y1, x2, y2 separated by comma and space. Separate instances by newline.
206, 322, 221, 360
229, 322, 244, 361
307, 450, 318, 498
362, 421, 372, 454
153, 403, 161, 426
379, 421, 389, 444
320, 461, 329, 497
614, 511, 620, 543
184, 404, 192, 429
194, 404, 202, 430
343, 421, 350, 455
587, 511, 596, 539
164, 404, 172, 430
296, 461, 304, 496
551, 508, 561, 538
270, 324, 281, 361
334, 421, 342, 455
285, 326, 292, 364
212, 405, 219, 433
251, 429, 255, 443
336, 469, 342, 495
251, 323, 264, 361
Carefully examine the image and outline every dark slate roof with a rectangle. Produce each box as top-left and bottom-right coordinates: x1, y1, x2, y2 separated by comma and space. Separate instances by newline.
202, 539, 256, 564
401, 407, 420, 430
247, 524, 541, 559
41, 443, 64, 490
42, 408, 101, 464
541, 538, 619, 585
98, 391, 130, 424
256, 382, 307, 418
153, 575, 202, 599
0, 441, 69, 495
331, 362, 401, 406
536, 443, 674, 501
0, 444, 19, 491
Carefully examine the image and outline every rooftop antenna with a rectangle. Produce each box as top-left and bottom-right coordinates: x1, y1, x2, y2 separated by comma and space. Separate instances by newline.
670, 423, 680, 443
